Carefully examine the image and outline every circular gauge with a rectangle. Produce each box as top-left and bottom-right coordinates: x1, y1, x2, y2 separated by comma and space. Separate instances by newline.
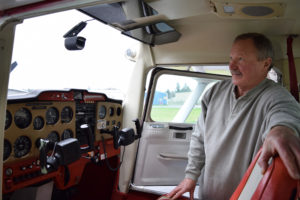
99, 105, 106, 119
5, 110, 12, 130
108, 107, 114, 117
116, 107, 122, 116
14, 108, 32, 129
4, 139, 12, 161
61, 106, 73, 123
62, 129, 73, 140
47, 131, 60, 143
33, 116, 44, 130
46, 107, 59, 125
14, 136, 31, 158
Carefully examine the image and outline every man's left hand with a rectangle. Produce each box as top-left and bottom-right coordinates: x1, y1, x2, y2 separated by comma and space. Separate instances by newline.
258, 125, 300, 179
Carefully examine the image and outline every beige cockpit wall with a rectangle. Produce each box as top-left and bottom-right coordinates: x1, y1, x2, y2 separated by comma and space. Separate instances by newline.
0, 21, 16, 200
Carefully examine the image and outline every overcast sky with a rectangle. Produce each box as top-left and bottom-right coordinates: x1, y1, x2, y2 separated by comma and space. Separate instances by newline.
9, 9, 139, 98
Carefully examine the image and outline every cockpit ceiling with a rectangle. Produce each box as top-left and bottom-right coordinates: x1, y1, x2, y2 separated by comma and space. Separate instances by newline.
149, 0, 300, 64
144, 0, 212, 20
0, 0, 44, 10
144, 0, 297, 20
2, 0, 300, 63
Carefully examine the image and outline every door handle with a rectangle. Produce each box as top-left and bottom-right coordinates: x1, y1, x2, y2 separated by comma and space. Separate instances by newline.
157, 152, 188, 161
169, 125, 193, 131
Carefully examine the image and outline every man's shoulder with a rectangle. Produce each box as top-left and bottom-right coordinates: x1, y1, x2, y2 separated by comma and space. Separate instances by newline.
261, 79, 295, 101
264, 79, 289, 94
202, 79, 232, 101
211, 79, 233, 91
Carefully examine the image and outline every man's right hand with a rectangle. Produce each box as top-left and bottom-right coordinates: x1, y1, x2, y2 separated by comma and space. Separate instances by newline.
166, 178, 196, 200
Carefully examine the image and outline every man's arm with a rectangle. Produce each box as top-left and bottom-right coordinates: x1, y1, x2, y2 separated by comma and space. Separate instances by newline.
166, 93, 208, 199
258, 125, 300, 179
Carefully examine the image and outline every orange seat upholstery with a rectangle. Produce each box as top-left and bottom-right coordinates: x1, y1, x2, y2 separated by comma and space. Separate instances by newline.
230, 149, 299, 200
158, 149, 299, 200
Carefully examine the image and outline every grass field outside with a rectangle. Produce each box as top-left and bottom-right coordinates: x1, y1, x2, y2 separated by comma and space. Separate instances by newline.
151, 106, 201, 123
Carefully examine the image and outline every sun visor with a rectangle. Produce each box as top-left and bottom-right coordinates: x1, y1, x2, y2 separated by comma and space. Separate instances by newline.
79, 2, 181, 46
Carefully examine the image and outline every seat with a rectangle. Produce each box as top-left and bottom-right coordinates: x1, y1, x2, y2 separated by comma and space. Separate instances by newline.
230, 149, 300, 200
158, 149, 299, 200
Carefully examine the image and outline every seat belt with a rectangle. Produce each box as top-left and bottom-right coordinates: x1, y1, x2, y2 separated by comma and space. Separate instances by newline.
287, 35, 299, 102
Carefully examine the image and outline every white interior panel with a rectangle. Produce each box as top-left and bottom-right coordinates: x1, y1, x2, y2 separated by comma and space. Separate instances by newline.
133, 122, 194, 185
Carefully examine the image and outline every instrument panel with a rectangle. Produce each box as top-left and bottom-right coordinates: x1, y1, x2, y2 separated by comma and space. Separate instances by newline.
95, 102, 123, 141
3, 89, 123, 194
5, 101, 76, 163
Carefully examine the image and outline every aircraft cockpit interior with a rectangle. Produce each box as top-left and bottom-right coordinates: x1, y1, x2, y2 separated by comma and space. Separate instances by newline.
1, 0, 300, 200
3, 88, 134, 199
1, 2, 145, 199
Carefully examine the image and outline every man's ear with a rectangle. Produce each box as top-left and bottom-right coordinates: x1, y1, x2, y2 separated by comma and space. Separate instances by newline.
263, 57, 272, 70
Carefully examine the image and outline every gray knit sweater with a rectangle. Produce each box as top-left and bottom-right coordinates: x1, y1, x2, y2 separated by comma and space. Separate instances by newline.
185, 79, 300, 200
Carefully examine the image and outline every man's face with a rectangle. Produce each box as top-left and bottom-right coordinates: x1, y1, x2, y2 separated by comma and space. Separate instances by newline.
229, 39, 271, 93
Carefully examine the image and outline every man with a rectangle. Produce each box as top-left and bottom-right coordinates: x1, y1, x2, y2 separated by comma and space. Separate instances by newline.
167, 33, 300, 200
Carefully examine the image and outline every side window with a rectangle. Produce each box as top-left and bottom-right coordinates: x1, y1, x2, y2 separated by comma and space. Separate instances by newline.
150, 74, 219, 123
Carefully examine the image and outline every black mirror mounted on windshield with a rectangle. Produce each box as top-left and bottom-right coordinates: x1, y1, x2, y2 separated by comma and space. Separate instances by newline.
64, 36, 86, 50
63, 21, 87, 50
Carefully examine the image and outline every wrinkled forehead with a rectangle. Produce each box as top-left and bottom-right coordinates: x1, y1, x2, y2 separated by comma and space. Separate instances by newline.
230, 39, 259, 57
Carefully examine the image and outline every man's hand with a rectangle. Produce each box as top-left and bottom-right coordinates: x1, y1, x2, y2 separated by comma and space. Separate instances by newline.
166, 178, 196, 200
258, 125, 300, 179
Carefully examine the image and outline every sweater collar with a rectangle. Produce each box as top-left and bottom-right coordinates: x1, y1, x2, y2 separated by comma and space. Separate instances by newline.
231, 79, 270, 100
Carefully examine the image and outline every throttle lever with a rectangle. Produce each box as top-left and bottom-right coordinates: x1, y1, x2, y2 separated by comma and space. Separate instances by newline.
39, 139, 54, 174
113, 126, 120, 149
80, 124, 95, 153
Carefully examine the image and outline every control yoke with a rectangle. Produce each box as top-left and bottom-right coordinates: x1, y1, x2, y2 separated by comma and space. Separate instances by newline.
112, 119, 142, 149
39, 124, 94, 174
39, 138, 81, 174
39, 119, 141, 174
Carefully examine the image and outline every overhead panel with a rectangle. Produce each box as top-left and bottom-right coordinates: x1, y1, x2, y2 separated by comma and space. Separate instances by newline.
212, 2, 286, 19
144, 0, 212, 20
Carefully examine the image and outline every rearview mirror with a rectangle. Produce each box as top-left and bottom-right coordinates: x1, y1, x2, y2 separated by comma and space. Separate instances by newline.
64, 36, 86, 50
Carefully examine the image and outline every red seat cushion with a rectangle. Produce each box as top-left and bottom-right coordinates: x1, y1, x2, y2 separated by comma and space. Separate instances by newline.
230, 149, 299, 200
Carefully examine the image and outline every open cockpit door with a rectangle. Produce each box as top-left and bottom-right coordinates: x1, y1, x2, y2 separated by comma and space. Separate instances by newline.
132, 67, 230, 197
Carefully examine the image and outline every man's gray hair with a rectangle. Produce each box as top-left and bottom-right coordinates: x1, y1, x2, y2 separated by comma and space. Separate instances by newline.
234, 33, 274, 69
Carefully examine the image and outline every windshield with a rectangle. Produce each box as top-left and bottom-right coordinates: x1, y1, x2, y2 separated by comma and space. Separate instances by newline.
9, 9, 139, 100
